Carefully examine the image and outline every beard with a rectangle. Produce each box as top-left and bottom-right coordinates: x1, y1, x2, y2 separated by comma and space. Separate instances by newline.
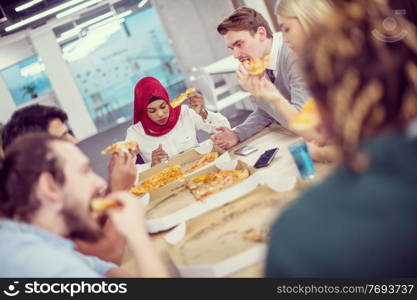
61, 204, 103, 242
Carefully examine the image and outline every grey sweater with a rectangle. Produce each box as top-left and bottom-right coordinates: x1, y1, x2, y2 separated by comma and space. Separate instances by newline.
234, 42, 311, 142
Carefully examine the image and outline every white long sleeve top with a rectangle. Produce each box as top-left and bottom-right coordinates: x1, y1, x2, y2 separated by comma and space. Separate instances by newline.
126, 105, 230, 165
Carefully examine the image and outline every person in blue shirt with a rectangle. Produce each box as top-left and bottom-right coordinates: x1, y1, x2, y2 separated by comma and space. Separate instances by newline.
0, 133, 167, 277
1, 104, 136, 265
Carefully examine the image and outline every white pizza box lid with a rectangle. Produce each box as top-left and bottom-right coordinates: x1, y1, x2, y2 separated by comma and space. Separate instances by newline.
135, 139, 230, 185
145, 160, 259, 233
176, 245, 267, 278
164, 178, 296, 277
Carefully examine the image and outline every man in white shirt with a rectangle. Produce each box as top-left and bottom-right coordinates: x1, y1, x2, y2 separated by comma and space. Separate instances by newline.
211, 7, 310, 149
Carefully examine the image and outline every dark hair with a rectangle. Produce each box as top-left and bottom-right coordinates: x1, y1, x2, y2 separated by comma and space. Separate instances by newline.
0, 133, 66, 222
148, 96, 162, 103
301, 0, 417, 170
1, 105, 68, 150
217, 7, 273, 38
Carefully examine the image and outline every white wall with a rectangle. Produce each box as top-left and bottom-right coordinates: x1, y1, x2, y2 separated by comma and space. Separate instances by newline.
0, 76, 17, 124
30, 29, 97, 139
152, 0, 234, 79
0, 34, 33, 124
0, 38, 34, 70
0, 28, 97, 139
244, 0, 275, 29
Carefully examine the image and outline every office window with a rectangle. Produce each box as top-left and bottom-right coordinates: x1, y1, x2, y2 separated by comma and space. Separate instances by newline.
1, 55, 54, 107
61, 6, 185, 132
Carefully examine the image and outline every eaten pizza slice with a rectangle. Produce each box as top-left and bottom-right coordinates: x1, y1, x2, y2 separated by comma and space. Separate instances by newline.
242, 56, 269, 76
130, 164, 184, 195
101, 140, 138, 155
91, 198, 119, 212
187, 169, 249, 200
289, 99, 320, 131
184, 152, 219, 174
171, 88, 196, 108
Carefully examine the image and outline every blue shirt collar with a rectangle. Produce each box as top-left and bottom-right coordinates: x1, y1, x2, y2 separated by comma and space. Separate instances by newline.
0, 218, 75, 250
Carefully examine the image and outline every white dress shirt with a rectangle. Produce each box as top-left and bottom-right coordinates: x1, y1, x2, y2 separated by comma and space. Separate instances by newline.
267, 32, 283, 78
234, 32, 310, 142
126, 105, 230, 166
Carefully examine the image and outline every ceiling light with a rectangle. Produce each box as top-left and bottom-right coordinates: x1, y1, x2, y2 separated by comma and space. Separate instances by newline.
15, 0, 43, 12
56, 0, 104, 19
118, 10, 132, 18
138, 0, 149, 8
56, 11, 114, 42
6, 0, 86, 32
89, 17, 124, 31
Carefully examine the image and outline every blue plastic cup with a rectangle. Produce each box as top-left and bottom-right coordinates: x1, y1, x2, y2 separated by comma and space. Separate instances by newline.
288, 140, 316, 180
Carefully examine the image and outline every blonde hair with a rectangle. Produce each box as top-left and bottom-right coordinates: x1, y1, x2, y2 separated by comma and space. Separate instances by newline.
275, 0, 333, 34
301, 0, 417, 172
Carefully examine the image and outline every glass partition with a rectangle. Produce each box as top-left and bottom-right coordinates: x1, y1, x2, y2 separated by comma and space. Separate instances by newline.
61, 6, 185, 132
1, 55, 55, 107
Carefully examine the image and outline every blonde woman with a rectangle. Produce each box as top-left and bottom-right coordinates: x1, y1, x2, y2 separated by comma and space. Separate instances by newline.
275, 0, 334, 54
274, 0, 340, 163
267, 0, 417, 276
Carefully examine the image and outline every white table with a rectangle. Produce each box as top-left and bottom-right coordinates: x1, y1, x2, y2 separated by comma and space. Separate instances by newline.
121, 125, 334, 277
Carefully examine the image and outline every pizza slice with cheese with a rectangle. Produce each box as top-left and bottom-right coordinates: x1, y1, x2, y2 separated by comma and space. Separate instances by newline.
184, 152, 219, 174
171, 88, 196, 107
243, 56, 269, 75
101, 140, 138, 155
187, 169, 249, 200
130, 164, 184, 195
91, 198, 119, 212
289, 99, 320, 131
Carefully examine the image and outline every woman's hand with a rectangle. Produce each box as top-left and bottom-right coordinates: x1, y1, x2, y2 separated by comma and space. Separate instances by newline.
151, 144, 168, 166
188, 91, 208, 119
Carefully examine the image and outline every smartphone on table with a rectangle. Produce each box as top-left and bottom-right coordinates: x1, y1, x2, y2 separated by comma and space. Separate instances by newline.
254, 147, 279, 168
234, 145, 258, 156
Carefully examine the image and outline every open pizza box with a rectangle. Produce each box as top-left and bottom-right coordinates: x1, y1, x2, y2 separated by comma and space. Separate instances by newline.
165, 181, 299, 277
136, 140, 229, 184
144, 160, 261, 233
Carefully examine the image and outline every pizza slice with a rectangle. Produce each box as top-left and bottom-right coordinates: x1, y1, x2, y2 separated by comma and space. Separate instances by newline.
91, 198, 119, 212
187, 169, 249, 200
243, 55, 269, 75
289, 99, 320, 130
185, 88, 196, 95
184, 152, 219, 174
130, 164, 184, 195
101, 140, 138, 155
171, 88, 196, 107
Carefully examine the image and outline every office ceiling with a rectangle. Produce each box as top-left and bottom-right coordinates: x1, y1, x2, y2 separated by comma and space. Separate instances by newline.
0, 0, 145, 37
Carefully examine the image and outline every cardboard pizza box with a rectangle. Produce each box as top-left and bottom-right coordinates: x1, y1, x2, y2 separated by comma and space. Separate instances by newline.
136, 140, 229, 185
166, 183, 299, 277
144, 160, 260, 233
